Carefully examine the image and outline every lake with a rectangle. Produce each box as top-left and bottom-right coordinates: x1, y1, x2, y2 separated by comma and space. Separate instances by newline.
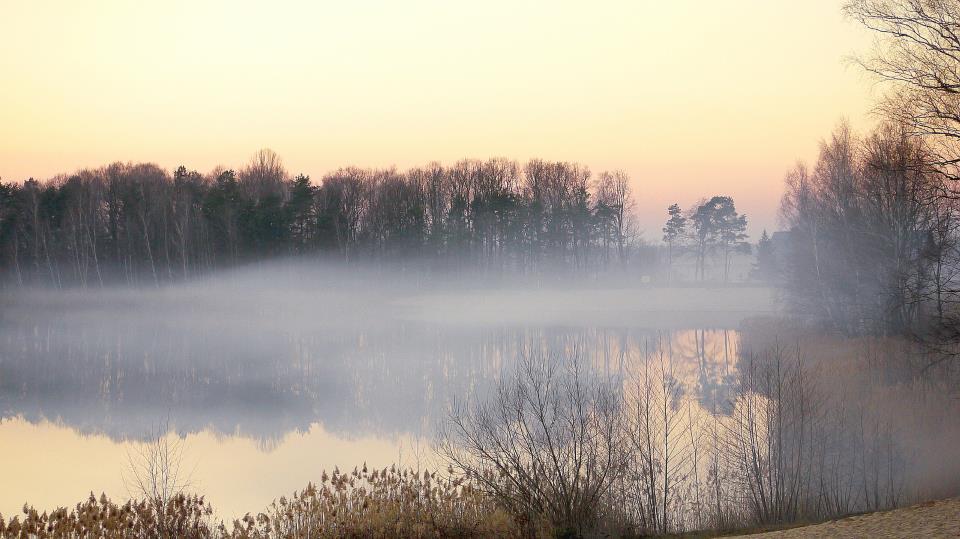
0, 274, 775, 521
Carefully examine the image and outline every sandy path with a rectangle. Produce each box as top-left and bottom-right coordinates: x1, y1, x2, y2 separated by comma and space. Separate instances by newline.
729, 498, 960, 538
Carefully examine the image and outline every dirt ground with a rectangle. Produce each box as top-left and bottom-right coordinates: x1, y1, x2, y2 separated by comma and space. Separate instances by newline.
729, 498, 960, 538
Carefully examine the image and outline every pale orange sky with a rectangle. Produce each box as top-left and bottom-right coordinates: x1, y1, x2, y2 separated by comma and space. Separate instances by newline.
0, 0, 876, 237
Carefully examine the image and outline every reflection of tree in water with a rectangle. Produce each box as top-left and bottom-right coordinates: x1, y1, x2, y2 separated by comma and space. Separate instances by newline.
587, 328, 739, 415
0, 312, 741, 443
676, 329, 738, 414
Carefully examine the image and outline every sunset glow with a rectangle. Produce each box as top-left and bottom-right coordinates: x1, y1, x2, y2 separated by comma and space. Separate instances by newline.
1, 0, 874, 234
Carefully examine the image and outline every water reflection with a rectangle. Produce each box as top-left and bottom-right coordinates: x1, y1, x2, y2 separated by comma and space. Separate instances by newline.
0, 297, 742, 519
0, 417, 424, 524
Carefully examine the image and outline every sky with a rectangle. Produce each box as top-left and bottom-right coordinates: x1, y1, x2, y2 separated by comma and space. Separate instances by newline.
0, 0, 878, 238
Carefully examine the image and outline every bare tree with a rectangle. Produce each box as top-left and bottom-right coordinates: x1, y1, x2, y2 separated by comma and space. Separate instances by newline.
124, 422, 196, 537
721, 343, 825, 526
239, 148, 288, 203
595, 170, 635, 266
846, 0, 960, 180
622, 340, 690, 534
439, 346, 626, 538
779, 121, 952, 335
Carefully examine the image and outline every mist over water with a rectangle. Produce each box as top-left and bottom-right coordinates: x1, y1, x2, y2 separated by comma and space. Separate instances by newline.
7, 0, 960, 534
0, 262, 769, 520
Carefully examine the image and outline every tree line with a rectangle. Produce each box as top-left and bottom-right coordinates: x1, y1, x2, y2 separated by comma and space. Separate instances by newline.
0, 152, 640, 287
0, 150, 762, 288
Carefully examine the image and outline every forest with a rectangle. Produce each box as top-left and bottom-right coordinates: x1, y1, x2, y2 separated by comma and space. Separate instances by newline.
0, 152, 760, 287
3, 0, 960, 538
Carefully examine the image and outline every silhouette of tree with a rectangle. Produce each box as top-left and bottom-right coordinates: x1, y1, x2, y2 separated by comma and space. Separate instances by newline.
688, 196, 749, 282
846, 0, 960, 180
752, 230, 777, 282
663, 203, 687, 283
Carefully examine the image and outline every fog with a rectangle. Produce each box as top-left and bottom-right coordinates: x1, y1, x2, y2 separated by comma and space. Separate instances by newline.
0, 261, 956, 526
8, 0, 960, 533
0, 262, 767, 515
0, 261, 772, 440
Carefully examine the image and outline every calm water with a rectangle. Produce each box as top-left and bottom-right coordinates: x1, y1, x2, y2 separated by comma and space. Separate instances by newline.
0, 281, 767, 520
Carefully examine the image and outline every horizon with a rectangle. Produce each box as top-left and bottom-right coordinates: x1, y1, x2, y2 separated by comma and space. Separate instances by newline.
1, 1, 878, 239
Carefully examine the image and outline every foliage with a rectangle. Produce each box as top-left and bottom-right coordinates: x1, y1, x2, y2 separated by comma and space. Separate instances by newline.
751, 230, 777, 282
0, 156, 643, 287
684, 196, 749, 282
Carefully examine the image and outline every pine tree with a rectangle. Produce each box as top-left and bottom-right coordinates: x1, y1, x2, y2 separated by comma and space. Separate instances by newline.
752, 229, 777, 282
663, 203, 686, 282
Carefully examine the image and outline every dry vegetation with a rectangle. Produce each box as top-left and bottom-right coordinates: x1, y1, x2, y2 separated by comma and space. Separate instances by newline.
0, 469, 515, 539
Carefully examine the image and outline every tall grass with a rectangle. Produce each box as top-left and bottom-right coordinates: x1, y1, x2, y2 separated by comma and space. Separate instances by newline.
228, 465, 513, 538
1, 467, 516, 539
0, 492, 213, 539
